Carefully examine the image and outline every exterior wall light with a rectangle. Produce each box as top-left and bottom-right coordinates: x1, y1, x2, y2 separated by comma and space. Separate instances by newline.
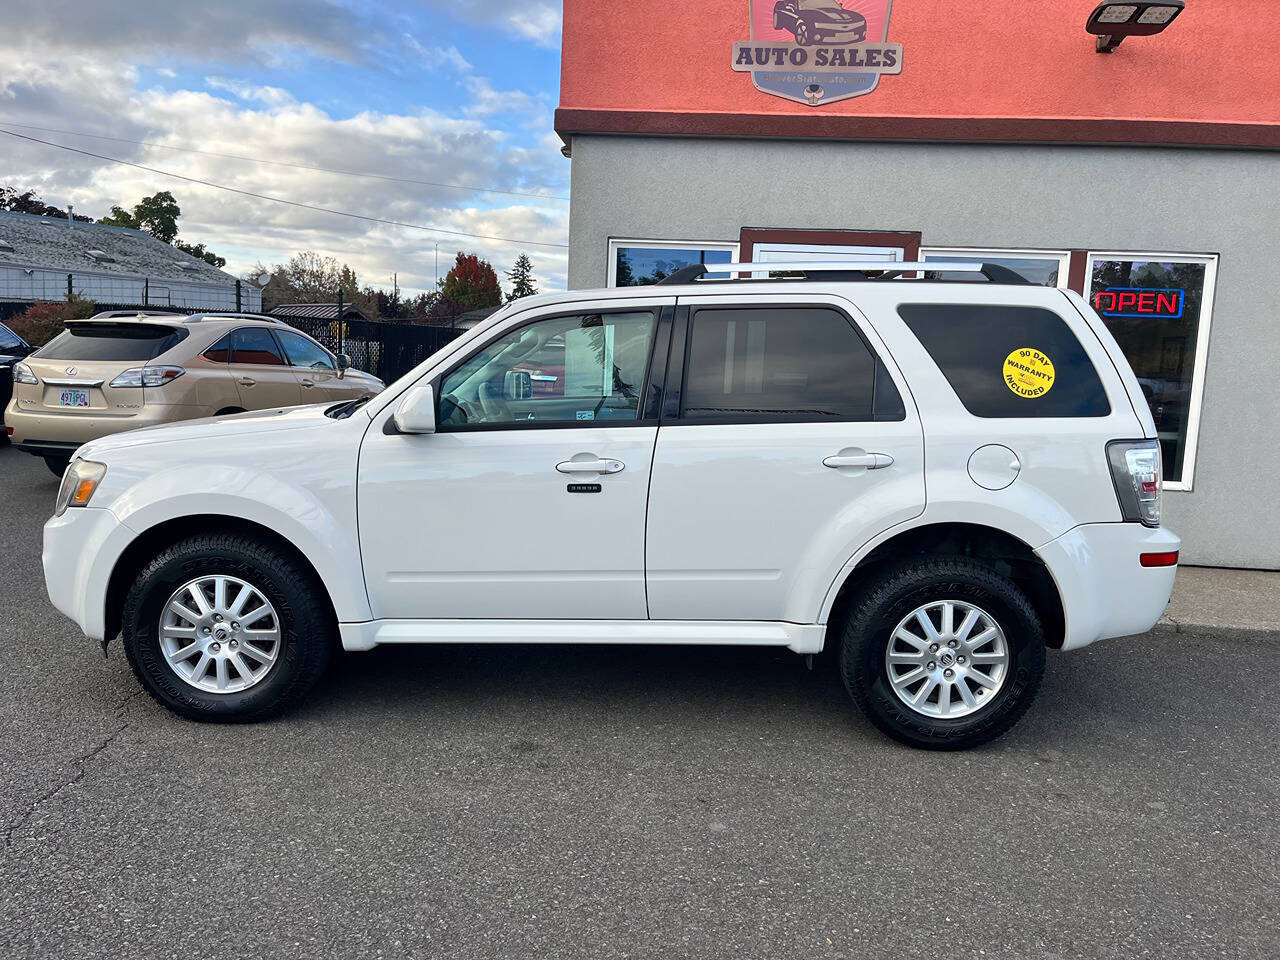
1086, 0, 1184, 53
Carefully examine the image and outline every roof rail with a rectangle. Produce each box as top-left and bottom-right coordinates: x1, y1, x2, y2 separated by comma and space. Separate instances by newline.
656, 260, 1031, 285
87, 309, 184, 319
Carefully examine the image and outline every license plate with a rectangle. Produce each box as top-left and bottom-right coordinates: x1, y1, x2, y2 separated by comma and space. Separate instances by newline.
59, 388, 90, 408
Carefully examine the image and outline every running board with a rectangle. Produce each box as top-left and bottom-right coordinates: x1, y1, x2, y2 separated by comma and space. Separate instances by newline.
339, 619, 825, 654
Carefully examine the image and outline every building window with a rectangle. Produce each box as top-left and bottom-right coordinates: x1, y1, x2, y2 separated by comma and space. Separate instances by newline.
920, 248, 1070, 287
1085, 252, 1217, 490
608, 239, 737, 287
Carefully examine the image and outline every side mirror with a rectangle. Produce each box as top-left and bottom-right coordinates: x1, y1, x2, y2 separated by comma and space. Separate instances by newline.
392, 384, 436, 435
504, 369, 532, 400
336, 353, 350, 379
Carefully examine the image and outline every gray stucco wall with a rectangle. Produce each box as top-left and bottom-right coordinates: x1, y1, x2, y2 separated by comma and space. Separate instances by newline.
566, 135, 1280, 569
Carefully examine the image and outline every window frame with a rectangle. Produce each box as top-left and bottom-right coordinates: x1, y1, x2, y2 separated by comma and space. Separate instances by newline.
430, 304, 671, 433
920, 247, 1072, 289
668, 301, 904, 426
606, 238, 739, 288
1083, 249, 1219, 492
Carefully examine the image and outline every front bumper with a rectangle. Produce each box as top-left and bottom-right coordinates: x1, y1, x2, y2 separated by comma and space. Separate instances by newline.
43, 505, 135, 641
1036, 522, 1181, 650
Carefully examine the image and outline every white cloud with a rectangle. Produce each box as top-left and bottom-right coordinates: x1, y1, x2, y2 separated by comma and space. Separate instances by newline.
421, 0, 562, 47
205, 78, 297, 108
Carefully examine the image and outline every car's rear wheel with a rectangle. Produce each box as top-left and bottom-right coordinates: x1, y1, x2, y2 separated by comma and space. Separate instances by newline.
838, 557, 1045, 750
121, 533, 333, 722
794, 18, 812, 45
44, 456, 69, 478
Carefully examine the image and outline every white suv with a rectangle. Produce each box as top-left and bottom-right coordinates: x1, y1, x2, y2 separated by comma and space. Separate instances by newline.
42, 261, 1179, 748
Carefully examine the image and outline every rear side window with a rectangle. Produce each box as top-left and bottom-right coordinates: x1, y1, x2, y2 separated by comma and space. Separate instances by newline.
230, 327, 285, 366
0, 322, 25, 352
35, 323, 188, 361
897, 304, 1110, 418
681, 307, 903, 422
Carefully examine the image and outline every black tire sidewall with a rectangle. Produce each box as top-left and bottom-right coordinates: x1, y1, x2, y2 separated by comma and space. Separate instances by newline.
123, 537, 330, 721
841, 560, 1045, 749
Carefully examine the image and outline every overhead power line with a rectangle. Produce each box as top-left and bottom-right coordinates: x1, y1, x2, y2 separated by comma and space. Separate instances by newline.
0, 129, 569, 251
0, 119, 569, 203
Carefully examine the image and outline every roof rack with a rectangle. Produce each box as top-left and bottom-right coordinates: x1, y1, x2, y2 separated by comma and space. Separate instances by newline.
656, 260, 1031, 285
87, 309, 184, 319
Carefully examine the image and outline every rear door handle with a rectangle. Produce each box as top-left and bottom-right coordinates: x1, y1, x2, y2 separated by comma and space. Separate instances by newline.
823, 453, 894, 470
556, 458, 625, 475
237, 377, 256, 387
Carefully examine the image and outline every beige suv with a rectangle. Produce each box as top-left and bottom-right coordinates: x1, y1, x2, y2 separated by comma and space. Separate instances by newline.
5, 311, 384, 475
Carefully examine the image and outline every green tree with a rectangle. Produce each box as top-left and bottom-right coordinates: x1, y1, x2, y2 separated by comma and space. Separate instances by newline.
505, 253, 538, 302
175, 241, 226, 268
0, 186, 91, 220
440, 252, 502, 309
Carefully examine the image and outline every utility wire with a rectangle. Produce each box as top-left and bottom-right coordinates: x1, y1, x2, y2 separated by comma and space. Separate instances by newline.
0, 119, 569, 203
0, 129, 569, 250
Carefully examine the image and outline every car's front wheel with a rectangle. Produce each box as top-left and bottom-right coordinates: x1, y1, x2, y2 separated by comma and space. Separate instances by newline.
44, 457, 69, 478
838, 557, 1045, 749
121, 533, 333, 721
794, 18, 812, 45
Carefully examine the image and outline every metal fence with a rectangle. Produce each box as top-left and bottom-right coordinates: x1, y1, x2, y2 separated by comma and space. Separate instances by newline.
282, 312, 466, 384
0, 267, 261, 312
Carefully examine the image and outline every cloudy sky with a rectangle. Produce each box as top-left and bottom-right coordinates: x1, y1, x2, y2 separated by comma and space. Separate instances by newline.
0, 0, 567, 296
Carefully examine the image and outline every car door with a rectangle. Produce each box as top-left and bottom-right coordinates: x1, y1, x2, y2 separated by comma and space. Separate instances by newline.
273, 328, 346, 402
358, 300, 674, 621
227, 326, 302, 408
645, 295, 926, 623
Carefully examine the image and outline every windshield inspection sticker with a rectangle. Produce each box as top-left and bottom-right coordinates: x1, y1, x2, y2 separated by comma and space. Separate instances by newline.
1003, 348, 1055, 398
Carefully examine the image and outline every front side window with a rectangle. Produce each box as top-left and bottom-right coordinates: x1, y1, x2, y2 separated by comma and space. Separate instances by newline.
230, 327, 285, 366
0, 322, 25, 352
610, 241, 735, 286
276, 330, 336, 370
1086, 254, 1216, 485
898, 304, 1110, 418
681, 307, 902, 422
438, 311, 656, 428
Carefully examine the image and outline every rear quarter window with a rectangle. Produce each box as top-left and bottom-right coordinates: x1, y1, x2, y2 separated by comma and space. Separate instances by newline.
897, 303, 1110, 418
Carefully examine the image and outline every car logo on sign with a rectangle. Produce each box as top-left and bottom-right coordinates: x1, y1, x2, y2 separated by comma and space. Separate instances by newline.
731, 0, 903, 107
65, 366, 77, 376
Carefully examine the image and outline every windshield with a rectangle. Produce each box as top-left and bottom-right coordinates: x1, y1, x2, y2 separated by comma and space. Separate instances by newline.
805, 0, 849, 9
34, 323, 188, 361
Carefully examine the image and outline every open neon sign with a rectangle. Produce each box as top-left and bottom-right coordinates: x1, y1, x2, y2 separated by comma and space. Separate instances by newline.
1094, 287, 1185, 319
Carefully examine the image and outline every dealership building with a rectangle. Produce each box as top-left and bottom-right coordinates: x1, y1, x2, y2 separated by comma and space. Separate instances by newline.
554, 0, 1280, 569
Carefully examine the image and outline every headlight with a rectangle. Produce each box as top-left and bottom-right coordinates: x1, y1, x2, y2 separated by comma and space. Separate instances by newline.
54, 459, 107, 516
13, 361, 38, 385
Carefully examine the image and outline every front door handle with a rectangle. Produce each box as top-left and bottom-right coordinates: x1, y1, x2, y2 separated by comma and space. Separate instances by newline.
300, 378, 315, 388
556, 458, 625, 475
823, 452, 894, 470
238, 377, 256, 387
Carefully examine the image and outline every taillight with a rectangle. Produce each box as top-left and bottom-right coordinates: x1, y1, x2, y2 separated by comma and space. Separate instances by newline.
110, 365, 185, 388
12, 361, 37, 385
1106, 439, 1161, 527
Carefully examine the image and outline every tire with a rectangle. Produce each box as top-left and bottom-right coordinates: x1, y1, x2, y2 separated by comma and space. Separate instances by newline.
838, 557, 1045, 750
44, 457, 69, 478
794, 18, 812, 45
121, 533, 333, 722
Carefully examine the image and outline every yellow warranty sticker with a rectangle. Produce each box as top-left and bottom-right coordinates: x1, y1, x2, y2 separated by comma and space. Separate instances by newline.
1003, 348, 1055, 398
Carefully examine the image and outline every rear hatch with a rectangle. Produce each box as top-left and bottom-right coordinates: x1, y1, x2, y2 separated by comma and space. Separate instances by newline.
18, 321, 189, 417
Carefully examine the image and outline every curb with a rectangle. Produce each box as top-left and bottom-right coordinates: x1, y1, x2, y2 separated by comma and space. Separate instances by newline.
1153, 616, 1280, 640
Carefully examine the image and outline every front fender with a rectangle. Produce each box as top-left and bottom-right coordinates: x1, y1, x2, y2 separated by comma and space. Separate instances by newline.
106, 465, 372, 624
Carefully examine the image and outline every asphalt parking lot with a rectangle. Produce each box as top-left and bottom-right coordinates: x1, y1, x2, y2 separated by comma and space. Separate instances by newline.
1, 443, 1277, 959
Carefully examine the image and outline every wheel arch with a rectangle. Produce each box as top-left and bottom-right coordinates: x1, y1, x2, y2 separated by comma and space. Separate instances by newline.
104, 515, 341, 646
823, 522, 1066, 652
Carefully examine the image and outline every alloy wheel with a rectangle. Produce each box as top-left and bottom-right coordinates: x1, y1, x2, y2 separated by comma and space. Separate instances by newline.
158, 575, 282, 694
884, 600, 1010, 719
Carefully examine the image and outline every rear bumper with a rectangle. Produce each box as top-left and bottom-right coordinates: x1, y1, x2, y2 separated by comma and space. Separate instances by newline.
1036, 522, 1181, 650
5, 398, 205, 450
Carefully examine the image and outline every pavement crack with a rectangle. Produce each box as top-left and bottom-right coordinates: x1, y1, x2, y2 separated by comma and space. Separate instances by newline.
3, 687, 143, 848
